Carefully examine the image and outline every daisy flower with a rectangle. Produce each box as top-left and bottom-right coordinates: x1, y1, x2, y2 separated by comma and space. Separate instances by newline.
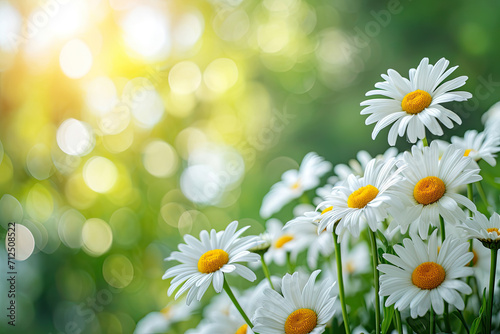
450, 130, 500, 167
189, 313, 254, 334
482, 101, 500, 129
134, 301, 197, 334
389, 142, 482, 239
460, 212, 500, 250
264, 219, 310, 266
378, 231, 473, 318
318, 157, 400, 240
333, 147, 399, 181
163, 221, 262, 305
361, 57, 472, 145
284, 206, 335, 269
253, 270, 336, 334
260, 152, 332, 218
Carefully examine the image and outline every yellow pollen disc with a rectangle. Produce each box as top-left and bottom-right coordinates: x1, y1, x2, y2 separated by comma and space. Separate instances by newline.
291, 181, 300, 190
321, 206, 333, 215
160, 306, 172, 319
347, 184, 379, 209
412, 262, 446, 290
197, 249, 229, 274
413, 176, 446, 205
284, 308, 317, 334
464, 149, 473, 157
469, 250, 478, 267
235, 324, 248, 334
487, 228, 500, 236
275, 235, 294, 249
401, 89, 432, 114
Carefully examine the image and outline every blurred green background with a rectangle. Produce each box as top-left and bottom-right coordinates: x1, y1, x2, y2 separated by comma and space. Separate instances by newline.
0, 0, 499, 332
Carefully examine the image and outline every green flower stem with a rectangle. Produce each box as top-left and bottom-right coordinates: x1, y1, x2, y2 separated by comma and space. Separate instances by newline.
475, 181, 490, 208
422, 136, 429, 147
369, 230, 381, 334
467, 184, 474, 214
223, 279, 254, 329
286, 251, 295, 274
260, 254, 275, 290
333, 232, 351, 334
430, 307, 435, 334
395, 309, 403, 334
486, 249, 498, 333
439, 216, 452, 332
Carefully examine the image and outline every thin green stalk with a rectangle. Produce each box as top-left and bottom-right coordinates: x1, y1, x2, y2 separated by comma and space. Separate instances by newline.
333, 232, 351, 334
467, 184, 474, 216
223, 279, 254, 329
422, 136, 429, 147
475, 181, 490, 208
369, 230, 381, 334
430, 307, 435, 334
395, 309, 403, 334
486, 249, 498, 333
286, 252, 295, 274
260, 254, 274, 290
439, 216, 452, 332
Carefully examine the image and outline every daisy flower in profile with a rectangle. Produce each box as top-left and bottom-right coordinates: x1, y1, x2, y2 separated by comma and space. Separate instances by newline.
450, 129, 500, 167
260, 152, 332, 218
284, 206, 335, 268
163, 221, 262, 305
264, 219, 310, 266
253, 270, 336, 334
460, 212, 500, 250
318, 157, 400, 240
134, 301, 197, 334
361, 57, 472, 145
378, 231, 473, 318
333, 147, 399, 181
482, 101, 500, 130
389, 141, 482, 239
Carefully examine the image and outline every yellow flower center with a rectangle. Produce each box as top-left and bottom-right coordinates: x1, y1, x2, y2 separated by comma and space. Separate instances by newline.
275, 235, 294, 248
347, 184, 379, 209
160, 306, 172, 319
469, 250, 478, 267
412, 262, 446, 290
284, 308, 317, 334
413, 176, 446, 205
197, 249, 229, 273
291, 181, 300, 190
235, 324, 248, 334
487, 228, 500, 236
321, 206, 333, 215
401, 89, 432, 114
464, 149, 473, 157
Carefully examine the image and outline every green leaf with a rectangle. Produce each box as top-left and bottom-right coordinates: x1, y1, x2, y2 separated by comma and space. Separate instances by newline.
406, 315, 428, 334
470, 288, 488, 334
381, 305, 394, 334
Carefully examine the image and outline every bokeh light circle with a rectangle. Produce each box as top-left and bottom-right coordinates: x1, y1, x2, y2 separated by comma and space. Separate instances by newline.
56, 118, 95, 156
84, 76, 118, 115
122, 77, 165, 128
203, 58, 239, 93
59, 39, 93, 79
103, 254, 134, 288
120, 5, 171, 59
83, 157, 118, 193
142, 140, 178, 178
58, 209, 86, 249
168, 61, 202, 95
109, 208, 141, 247
82, 218, 113, 256
5, 224, 35, 261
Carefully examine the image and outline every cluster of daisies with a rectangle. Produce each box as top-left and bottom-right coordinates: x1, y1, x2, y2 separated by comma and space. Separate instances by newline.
150, 58, 500, 334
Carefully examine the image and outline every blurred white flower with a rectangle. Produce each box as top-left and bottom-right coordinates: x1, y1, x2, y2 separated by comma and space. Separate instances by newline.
260, 152, 332, 218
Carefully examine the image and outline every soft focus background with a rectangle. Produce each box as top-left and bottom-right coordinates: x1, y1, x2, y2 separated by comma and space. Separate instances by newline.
0, 0, 499, 333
